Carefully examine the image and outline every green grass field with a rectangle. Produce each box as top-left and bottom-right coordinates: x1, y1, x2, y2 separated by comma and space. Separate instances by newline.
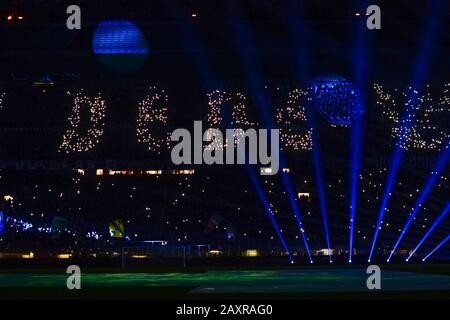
0, 264, 449, 299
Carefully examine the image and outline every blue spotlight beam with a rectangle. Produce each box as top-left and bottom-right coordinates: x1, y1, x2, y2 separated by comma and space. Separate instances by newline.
285, 0, 311, 82
349, 112, 363, 263
219, 95, 292, 262
406, 202, 450, 261
368, 147, 404, 262
310, 139, 332, 262
247, 165, 294, 263
286, 2, 331, 262
422, 234, 450, 261
229, 13, 313, 262
349, 0, 369, 263
388, 143, 450, 261
280, 156, 313, 263
408, 0, 446, 90
369, 0, 446, 262
171, 3, 291, 260
171, 4, 221, 89
307, 111, 332, 263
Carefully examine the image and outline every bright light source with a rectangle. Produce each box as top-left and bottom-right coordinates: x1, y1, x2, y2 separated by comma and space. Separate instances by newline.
297, 192, 310, 199
22, 252, 34, 259
261, 167, 272, 174
245, 249, 258, 257
7, 15, 13, 21
130, 255, 148, 259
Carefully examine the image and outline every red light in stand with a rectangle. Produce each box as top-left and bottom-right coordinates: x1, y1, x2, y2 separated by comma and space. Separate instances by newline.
7, 15, 13, 21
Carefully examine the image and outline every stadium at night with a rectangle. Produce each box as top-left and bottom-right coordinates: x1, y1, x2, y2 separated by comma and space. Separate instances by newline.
0, 0, 449, 301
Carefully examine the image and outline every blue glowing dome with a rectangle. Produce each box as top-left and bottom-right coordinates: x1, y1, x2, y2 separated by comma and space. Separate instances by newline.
92, 20, 149, 73
93, 20, 149, 54
309, 75, 363, 125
